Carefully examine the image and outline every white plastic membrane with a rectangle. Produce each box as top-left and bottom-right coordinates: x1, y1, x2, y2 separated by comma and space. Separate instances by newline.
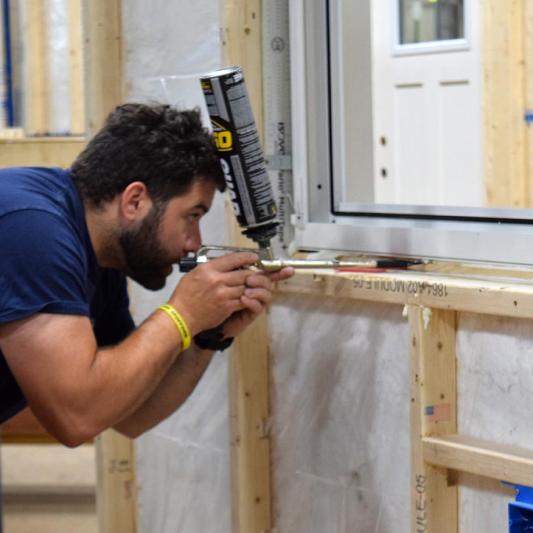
44, 0, 70, 134
269, 296, 533, 532
124, 0, 221, 103
122, 2, 229, 532
269, 295, 411, 532
136, 353, 231, 533
457, 312, 533, 530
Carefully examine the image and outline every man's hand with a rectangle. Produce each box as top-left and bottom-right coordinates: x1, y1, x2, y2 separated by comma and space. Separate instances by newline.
169, 252, 260, 336
222, 266, 294, 338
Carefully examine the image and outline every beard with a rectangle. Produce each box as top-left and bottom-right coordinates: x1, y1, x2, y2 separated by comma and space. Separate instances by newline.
118, 203, 176, 290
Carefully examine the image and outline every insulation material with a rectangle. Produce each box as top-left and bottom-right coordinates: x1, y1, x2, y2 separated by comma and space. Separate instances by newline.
124, 0, 221, 102
270, 298, 533, 532
122, 2, 228, 531
136, 353, 231, 533
457, 312, 533, 531
44, 0, 70, 134
269, 294, 411, 532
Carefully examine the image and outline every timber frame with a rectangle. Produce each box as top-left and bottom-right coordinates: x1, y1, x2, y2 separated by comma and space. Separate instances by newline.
274, 265, 533, 532
227, 1, 533, 532
1, 1, 532, 532
82, 2, 138, 533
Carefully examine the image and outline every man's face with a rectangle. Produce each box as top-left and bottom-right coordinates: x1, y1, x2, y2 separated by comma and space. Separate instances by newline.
119, 179, 216, 290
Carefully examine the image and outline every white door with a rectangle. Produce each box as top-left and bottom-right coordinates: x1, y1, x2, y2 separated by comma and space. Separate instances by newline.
371, 0, 484, 208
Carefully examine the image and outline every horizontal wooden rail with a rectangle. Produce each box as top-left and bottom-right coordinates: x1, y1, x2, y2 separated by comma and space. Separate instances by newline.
423, 434, 533, 486
3, 483, 95, 497
0, 138, 85, 167
277, 269, 533, 320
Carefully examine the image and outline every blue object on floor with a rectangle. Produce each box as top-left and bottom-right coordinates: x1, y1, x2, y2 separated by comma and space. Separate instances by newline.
509, 485, 533, 532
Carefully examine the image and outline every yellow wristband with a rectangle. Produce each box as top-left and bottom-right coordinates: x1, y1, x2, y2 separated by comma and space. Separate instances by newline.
158, 304, 192, 351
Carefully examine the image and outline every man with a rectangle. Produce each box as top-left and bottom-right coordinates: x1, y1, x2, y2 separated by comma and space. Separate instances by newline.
0, 103, 293, 446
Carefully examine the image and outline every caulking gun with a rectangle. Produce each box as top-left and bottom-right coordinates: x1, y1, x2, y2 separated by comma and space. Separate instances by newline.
179, 66, 421, 274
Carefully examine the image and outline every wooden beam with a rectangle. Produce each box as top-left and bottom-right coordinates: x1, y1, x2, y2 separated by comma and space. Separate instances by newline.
277, 269, 533, 320
68, 0, 85, 135
223, 2, 272, 532
408, 307, 458, 533
24, 0, 48, 135
83, 0, 123, 132
82, 1, 137, 532
229, 318, 272, 533
95, 433, 137, 533
222, 0, 264, 141
483, 0, 528, 207
423, 434, 533, 487
0, 138, 84, 167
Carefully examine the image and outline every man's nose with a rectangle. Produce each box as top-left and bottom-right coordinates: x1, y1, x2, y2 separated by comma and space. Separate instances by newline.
184, 225, 202, 253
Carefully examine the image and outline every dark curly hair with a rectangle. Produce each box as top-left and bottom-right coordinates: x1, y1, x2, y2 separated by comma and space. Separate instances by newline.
71, 103, 224, 207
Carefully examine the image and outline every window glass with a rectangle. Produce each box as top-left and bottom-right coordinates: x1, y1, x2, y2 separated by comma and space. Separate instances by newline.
399, 0, 464, 44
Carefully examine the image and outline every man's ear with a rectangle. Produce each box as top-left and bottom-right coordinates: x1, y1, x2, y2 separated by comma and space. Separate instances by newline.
119, 181, 152, 221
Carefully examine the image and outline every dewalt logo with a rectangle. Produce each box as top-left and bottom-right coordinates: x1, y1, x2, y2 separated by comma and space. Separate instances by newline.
211, 119, 233, 152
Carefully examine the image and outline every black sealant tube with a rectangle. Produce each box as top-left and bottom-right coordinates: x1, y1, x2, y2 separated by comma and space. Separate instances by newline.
200, 66, 279, 248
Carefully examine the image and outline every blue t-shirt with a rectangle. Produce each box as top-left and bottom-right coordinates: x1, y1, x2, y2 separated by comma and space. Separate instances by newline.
0, 167, 135, 423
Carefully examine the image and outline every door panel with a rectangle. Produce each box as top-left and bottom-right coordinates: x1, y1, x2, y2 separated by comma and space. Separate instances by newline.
372, 0, 483, 207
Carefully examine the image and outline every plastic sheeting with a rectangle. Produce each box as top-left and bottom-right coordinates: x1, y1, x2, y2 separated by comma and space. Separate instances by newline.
134, 281, 533, 532
123, 3, 227, 531
269, 296, 533, 532
136, 353, 231, 533
269, 294, 411, 532
124, 0, 221, 104
44, 0, 71, 134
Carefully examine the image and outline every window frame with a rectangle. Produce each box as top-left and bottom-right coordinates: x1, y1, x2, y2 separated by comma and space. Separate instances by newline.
394, 0, 470, 56
288, 0, 533, 267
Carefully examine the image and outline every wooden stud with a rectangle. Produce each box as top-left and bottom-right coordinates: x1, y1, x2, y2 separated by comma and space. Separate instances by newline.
222, 2, 273, 532
408, 307, 458, 533
222, 0, 264, 142
24, 0, 48, 135
68, 0, 85, 135
82, 1, 137, 531
82, 0, 123, 132
483, 0, 528, 208
423, 434, 533, 487
95, 432, 137, 533
229, 319, 272, 533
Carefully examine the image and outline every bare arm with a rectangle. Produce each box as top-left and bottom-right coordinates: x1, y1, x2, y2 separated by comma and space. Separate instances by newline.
0, 252, 259, 447
113, 344, 216, 438
0, 312, 183, 446
113, 266, 294, 438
